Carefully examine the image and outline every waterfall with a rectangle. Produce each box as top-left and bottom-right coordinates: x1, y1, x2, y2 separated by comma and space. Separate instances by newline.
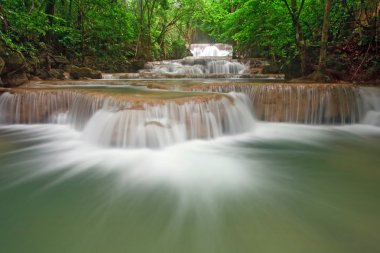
138, 43, 248, 77
359, 87, 380, 126
0, 90, 255, 148
190, 44, 232, 57
205, 60, 246, 74
192, 83, 380, 125
1, 83, 379, 148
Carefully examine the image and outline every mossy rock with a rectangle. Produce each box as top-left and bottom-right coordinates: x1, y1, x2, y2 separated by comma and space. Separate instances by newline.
0, 38, 29, 87
2, 71, 28, 87
36, 68, 65, 80
66, 65, 102, 80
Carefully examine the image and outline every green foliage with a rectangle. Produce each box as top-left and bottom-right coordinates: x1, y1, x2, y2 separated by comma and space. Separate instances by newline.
0, 0, 378, 78
198, 0, 379, 78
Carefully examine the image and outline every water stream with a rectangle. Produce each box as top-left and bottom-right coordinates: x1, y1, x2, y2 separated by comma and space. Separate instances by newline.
1, 74, 380, 252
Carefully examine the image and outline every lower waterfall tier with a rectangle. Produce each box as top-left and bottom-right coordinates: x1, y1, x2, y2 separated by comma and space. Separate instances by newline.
1, 81, 380, 148
188, 83, 379, 125
0, 87, 255, 148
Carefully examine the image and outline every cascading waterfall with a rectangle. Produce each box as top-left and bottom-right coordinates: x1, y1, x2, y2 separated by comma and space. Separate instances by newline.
192, 83, 380, 125
1, 83, 379, 149
358, 87, 380, 126
190, 44, 232, 57
1, 81, 380, 253
139, 43, 248, 77
0, 90, 255, 148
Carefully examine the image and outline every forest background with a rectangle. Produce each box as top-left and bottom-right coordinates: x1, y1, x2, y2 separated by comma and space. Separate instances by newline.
0, 0, 379, 84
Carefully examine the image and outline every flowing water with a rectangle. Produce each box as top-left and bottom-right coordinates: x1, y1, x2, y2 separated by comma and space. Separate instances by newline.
132, 44, 249, 78
1, 80, 380, 253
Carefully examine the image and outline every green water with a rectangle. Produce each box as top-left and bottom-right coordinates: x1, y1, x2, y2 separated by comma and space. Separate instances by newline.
0, 124, 379, 253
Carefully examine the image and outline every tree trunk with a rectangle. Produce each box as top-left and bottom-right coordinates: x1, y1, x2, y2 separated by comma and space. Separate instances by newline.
77, 4, 85, 63
282, 0, 308, 75
0, 5, 8, 33
45, 0, 55, 43
290, 0, 308, 75
318, 0, 332, 73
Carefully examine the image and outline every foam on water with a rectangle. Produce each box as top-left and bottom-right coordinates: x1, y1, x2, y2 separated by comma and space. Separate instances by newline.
0, 124, 255, 197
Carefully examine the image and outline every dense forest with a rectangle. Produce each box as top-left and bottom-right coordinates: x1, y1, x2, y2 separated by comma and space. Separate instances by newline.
0, 0, 379, 85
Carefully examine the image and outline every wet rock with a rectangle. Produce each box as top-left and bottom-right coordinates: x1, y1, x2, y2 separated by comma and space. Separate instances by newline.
144, 62, 154, 70
66, 65, 102, 80
128, 60, 146, 72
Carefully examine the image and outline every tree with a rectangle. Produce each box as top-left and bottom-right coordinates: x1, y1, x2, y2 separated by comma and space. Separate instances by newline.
315, 0, 332, 80
281, 0, 308, 75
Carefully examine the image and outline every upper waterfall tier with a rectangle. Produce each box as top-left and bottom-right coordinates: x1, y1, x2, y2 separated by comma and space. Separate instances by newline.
134, 43, 250, 78
190, 44, 233, 57
102, 44, 285, 79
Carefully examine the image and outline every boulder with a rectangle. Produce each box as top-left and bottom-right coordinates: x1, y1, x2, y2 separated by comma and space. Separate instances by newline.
2, 71, 28, 87
66, 65, 102, 80
0, 39, 29, 87
51, 55, 69, 68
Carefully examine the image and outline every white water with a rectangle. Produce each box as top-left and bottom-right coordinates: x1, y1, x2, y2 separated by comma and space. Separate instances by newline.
0, 90, 255, 148
359, 87, 380, 126
197, 84, 380, 124
1, 84, 380, 253
149, 60, 247, 75
190, 44, 232, 57
142, 44, 247, 76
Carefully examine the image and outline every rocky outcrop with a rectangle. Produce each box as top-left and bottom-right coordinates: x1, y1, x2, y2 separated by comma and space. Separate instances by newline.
36, 68, 65, 80
66, 65, 102, 80
0, 39, 29, 87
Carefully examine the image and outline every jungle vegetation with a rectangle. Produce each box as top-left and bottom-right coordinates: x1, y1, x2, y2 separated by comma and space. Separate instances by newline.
0, 0, 379, 80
